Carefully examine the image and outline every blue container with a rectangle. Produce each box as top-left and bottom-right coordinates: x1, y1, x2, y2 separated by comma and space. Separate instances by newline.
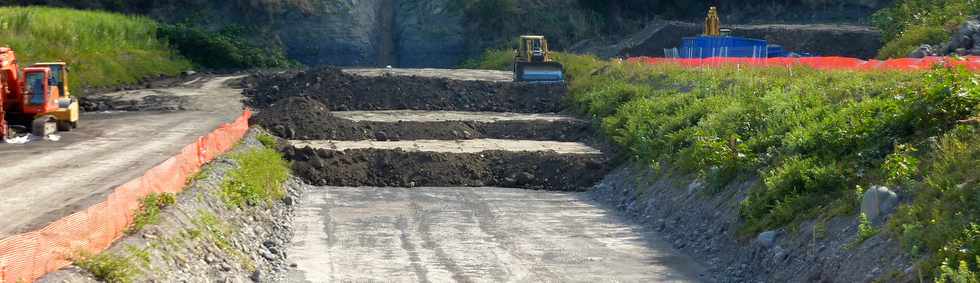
677, 35, 779, 58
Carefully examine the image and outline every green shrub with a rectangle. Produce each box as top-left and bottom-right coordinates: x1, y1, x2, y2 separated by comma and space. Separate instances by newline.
857, 213, 879, 243
157, 24, 294, 69
256, 133, 278, 149
467, 50, 979, 277
937, 256, 980, 283
890, 125, 980, 277
0, 7, 191, 91
873, 0, 980, 58
877, 25, 950, 59
458, 49, 512, 70
75, 252, 140, 283
126, 193, 176, 234
220, 148, 289, 208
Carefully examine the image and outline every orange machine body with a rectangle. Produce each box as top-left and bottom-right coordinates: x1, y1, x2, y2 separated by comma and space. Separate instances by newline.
0, 46, 78, 139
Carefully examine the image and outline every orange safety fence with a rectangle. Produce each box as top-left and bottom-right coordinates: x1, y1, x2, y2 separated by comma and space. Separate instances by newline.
627, 56, 980, 72
0, 110, 252, 283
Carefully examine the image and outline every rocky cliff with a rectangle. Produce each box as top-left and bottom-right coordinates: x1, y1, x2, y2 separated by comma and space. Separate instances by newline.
168, 0, 466, 68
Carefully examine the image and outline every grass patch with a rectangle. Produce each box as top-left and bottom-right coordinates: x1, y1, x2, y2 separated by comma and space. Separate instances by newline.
256, 133, 279, 149
74, 251, 141, 283
220, 147, 289, 208
0, 7, 191, 91
126, 193, 176, 234
193, 210, 255, 271
466, 50, 980, 279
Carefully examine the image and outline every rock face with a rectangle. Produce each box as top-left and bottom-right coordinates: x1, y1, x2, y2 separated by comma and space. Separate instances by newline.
756, 230, 779, 248
942, 17, 980, 56
571, 20, 884, 59
395, 1, 465, 67
135, 0, 466, 68
277, 0, 465, 67
861, 185, 899, 224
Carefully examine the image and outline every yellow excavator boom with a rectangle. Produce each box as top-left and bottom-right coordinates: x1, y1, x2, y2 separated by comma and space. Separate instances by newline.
704, 6, 721, 36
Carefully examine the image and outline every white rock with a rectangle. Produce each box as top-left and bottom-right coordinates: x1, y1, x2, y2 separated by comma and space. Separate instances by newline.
861, 185, 898, 224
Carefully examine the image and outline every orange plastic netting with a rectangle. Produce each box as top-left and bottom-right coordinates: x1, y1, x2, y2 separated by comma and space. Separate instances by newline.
0, 111, 251, 283
627, 56, 980, 72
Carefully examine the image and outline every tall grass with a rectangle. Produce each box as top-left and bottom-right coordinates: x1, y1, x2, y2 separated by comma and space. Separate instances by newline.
0, 7, 191, 91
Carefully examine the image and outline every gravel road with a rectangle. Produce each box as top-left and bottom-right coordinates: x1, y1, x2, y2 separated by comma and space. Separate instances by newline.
0, 76, 244, 237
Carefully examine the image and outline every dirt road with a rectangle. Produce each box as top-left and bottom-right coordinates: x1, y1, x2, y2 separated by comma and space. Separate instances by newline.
287, 186, 707, 282
0, 76, 244, 238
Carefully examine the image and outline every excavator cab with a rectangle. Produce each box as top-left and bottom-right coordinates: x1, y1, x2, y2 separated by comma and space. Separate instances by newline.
21, 63, 78, 136
513, 35, 565, 83
33, 62, 69, 98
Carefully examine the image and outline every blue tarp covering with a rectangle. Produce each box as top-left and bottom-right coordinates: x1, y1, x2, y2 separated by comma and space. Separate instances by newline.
676, 35, 797, 58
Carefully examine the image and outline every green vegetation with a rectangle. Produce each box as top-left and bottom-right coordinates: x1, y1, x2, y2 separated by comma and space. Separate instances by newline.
459, 49, 513, 70
127, 193, 177, 234
0, 7, 191, 91
193, 210, 255, 271
220, 148, 289, 208
463, 50, 979, 279
75, 251, 141, 283
890, 125, 980, 280
256, 133, 279, 149
873, 0, 980, 58
157, 24, 294, 69
857, 213, 879, 243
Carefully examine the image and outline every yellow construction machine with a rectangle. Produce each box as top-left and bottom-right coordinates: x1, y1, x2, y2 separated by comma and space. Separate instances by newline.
513, 35, 565, 83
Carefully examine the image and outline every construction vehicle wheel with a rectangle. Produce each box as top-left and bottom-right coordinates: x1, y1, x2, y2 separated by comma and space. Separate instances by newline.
57, 120, 72, 132
32, 116, 56, 137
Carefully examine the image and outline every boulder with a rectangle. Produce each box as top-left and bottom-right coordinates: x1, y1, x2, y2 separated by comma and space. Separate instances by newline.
939, 17, 980, 56
908, 44, 936, 58
756, 230, 778, 248
860, 185, 898, 224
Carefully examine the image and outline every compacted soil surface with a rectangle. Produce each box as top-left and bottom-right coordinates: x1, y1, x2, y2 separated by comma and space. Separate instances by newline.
286, 186, 709, 282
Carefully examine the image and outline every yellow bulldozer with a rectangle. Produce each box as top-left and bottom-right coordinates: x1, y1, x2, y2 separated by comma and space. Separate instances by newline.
513, 35, 565, 83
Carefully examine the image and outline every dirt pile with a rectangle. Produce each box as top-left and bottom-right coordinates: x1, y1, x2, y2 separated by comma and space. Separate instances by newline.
243, 67, 566, 113
286, 146, 609, 191
250, 97, 594, 141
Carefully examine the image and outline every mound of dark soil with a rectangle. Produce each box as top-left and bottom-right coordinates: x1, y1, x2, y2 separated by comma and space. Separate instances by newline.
250, 97, 594, 141
243, 67, 566, 113
286, 146, 609, 191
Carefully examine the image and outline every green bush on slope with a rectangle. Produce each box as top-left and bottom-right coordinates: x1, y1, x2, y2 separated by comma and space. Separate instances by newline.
0, 7, 191, 91
157, 24, 295, 70
464, 50, 980, 279
873, 0, 980, 58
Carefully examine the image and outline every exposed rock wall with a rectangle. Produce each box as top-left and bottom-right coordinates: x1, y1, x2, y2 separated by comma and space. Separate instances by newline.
395, 1, 465, 67
205, 0, 464, 67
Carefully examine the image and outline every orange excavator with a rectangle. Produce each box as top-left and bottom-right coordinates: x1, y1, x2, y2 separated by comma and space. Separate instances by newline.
1, 47, 79, 141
